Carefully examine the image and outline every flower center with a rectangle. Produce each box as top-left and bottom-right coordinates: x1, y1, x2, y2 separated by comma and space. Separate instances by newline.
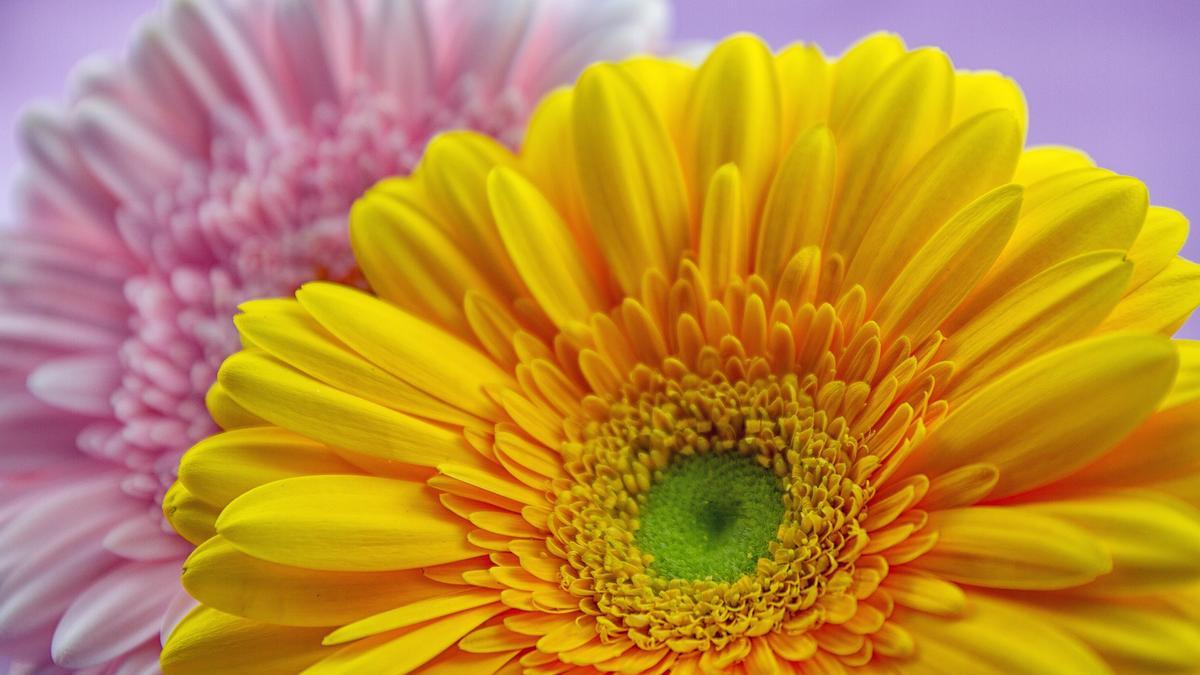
541, 258, 945, 654
636, 453, 784, 582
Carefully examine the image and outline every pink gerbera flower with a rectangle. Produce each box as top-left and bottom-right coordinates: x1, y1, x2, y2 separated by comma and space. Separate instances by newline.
0, 0, 669, 671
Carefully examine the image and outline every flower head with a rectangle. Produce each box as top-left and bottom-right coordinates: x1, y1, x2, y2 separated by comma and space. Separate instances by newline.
0, 0, 668, 670
165, 34, 1200, 674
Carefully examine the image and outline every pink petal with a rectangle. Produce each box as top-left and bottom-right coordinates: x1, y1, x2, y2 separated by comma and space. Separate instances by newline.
111, 642, 161, 675
72, 100, 184, 204
0, 474, 123, 573
363, 0, 433, 111
430, 0, 536, 96
0, 312, 121, 352
159, 589, 198, 648
273, 0, 339, 111
52, 561, 179, 668
26, 355, 121, 417
0, 495, 140, 634
102, 514, 191, 562
16, 106, 119, 236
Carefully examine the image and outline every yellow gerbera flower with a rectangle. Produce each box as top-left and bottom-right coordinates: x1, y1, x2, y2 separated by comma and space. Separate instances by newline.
162, 33, 1200, 674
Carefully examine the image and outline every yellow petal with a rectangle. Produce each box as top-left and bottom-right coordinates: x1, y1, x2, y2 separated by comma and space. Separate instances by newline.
846, 109, 1022, 295
826, 48, 954, 262
884, 569, 966, 615
951, 71, 1027, 135
218, 351, 475, 469
410, 646, 520, 675
776, 42, 831, 145
459, 625, 537, 653
183, 536, 439, 627
956, 175, 1147, 324
615, 57, 695, 140
873, 184, 1021, 343
754, 126, 836, 284
921, 463, 999, 511
417, 132, 525, 299
1098, 257, 1200, 334
163, 482, 219, 546
828, 33, 907, 125
304, 604, 504, 674
205, 382, 267, 430
697, 163, 749, 290
1164, 340, 1200, 409
1025, 493, 1200, 593
323, 589, 501, 645
349, 184, 493, 335
1072, 400, 1200, 487
1013, 146, 1093, 185
217, 475, 480, 572
296, 282, 513, 420
907, 334, 1177, 498
917, 507, 1111, 590
943, 251, 1132, 397
902, 594, 1110, 675
161, 607, 331, 675
685, 34, 782, 214
1004, 593, 1200, 674
1019, 166, 1115, 214
1126, 206, 1189, 291
235, 299, 481, 427
573, 63, 690, 294
520, 89, 589, 234
488, 166, 606, 327
179, 427, 360, 508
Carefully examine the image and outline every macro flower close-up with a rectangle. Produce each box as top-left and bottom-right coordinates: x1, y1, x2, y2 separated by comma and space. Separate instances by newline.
156, 32, 1200, 674
0, 0, 669, 671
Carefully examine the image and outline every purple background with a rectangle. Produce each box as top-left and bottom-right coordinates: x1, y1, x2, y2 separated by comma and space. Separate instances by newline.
2, 0, 1197, 334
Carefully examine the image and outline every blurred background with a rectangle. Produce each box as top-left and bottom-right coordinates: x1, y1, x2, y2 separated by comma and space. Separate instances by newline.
1, 0, 1197, 331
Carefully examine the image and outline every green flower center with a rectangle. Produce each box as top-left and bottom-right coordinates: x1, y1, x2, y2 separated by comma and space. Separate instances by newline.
635, 452, 785, 582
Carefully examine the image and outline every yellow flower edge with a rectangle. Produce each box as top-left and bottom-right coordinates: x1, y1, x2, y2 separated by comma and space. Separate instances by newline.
162, 33, 1200, 675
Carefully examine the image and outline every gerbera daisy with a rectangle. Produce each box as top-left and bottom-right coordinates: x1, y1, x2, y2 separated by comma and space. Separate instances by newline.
0, 0, 668, 671
164, 33, 1200, 674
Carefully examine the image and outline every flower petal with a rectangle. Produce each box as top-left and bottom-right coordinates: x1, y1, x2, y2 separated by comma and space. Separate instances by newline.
1126, 206, 1189, 291
183, 536, 438, 628
216, 475, 480, 572
1098, 257, 1200, 334
685, 34, 781, 213
846, 109, 1022, 296
872, 184, 1021, 343
488, 166, 607, 327
906, 334, 1177, 498
349, 185, 493, 335
754, 126, 836, 284
304, 604, 505, 674
942, 250, 1132, 397
826, 47, 954, 262
572, 62, 691, 294
217, 351, 476, 470
1024, 493, 1200, 593
917, 506, 1112, 590
999, 593, 1200, 674
697, 164, 749, 290
902, 594, 1110, 675
322, 588, 501, 645
955, 175, 1147, 325
235, 299, 482, 428
1013, 146, 1093, 185
52, 561, 179, 668
296, 282, 513, 421
161, 606, 330, 675
179, 427, 361, 508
